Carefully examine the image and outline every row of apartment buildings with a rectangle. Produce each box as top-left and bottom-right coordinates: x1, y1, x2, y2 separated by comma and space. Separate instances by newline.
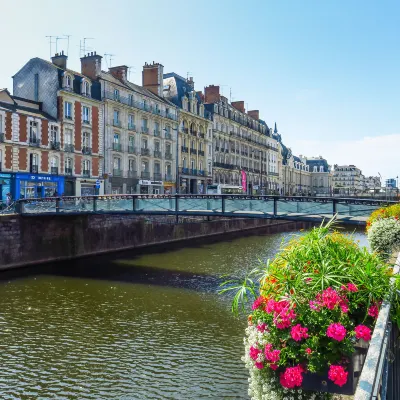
332, 165, 381, 195
0, 51, 335, 202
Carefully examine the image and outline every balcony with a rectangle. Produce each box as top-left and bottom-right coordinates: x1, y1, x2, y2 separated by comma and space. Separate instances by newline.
190, 148, 197, 155
51, 167, 59, 175
64, 144, 74, 153
64, 168, 73, 176
198, 150, 205, 156
154, 129, 161, 137
141, 148, 150, 156
113, 143, 122, 152
82, 146, 92, 155
153, 172, 162, 181
141, 171, 150, 179
30, 165, 38, 173
128, 145, 136, 154
50, 141, 60, 151
181, 146, 188, 153
82, 170, 90, 178
29, 137, 41, 147
213, 162, 237, 170
154, 150, 162, 158
113, 169, 122, 177
165, 132, 172, 140
198, 170, 205, 176
141, 127, 149, 134
113, 120, 121, 128
191, 169, 198, 176
0, 133, 5, 142
180, 167, 189, 175
128, 170, 137, 178
165, 152, 173, 160
128, 123, 136, 131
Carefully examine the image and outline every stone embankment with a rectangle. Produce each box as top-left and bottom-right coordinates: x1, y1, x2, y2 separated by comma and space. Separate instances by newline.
0, 214, 313, 270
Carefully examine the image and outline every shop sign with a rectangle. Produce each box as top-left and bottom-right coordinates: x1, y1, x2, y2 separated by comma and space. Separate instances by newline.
139, 180, 152, 185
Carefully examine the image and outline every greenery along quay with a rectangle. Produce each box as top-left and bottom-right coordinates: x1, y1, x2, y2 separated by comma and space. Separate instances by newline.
221, 212, 400, 400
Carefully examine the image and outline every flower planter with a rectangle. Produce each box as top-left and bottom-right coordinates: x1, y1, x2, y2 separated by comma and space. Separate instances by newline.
301, 340, 369, 395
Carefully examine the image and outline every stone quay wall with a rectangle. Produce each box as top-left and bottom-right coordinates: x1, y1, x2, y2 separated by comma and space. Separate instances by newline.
0, 214, 313, 270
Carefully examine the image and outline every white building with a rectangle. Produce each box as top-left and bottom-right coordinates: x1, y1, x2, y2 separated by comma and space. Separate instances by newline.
333, 165, 364, 195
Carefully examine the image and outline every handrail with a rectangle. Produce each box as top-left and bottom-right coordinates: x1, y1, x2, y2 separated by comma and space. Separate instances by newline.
354, 252, 400, 400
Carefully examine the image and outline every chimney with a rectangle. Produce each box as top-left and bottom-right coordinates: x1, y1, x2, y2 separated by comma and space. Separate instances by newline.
248, 110, 259, 120
196, 91, 204, 102
80, 51, 102, 80
109, 65, 128, 82
231, 101, 245, 113
51, 51, 67, 69
204, 85, 220, 104
142, 62, 164, 96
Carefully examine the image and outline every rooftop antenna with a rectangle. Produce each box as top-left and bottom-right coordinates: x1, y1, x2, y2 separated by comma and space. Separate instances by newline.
63, 34, 72, 56
55, 36, 66, 53
80, 37, 94, 57
218, 84, 227, 97
127, 66, 136, 81
104, 53, 115, 68
45, 35, 55, 58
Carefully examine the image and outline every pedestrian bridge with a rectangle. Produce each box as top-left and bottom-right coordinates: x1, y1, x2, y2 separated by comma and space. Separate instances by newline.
16, 195, 399, 226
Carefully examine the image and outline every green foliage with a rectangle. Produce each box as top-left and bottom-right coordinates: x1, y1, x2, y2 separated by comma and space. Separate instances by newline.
368, 217, 400, 261
366, 203, 400, 229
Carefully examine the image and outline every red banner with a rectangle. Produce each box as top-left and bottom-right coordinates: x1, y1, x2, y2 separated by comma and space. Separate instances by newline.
241, 170, 247, 193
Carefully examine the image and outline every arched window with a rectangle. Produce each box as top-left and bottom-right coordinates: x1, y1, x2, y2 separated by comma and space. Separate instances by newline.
113, 157, 121, 172
65, 75, 72, 88
313, 166, 317, 172
83, 81, 90, 96
320, 166, 324, 172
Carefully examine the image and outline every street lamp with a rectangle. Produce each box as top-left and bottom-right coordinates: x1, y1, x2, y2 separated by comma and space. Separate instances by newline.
164, 124, 179, 194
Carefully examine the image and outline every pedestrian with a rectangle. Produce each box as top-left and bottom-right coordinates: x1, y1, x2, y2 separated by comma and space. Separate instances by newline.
5, 193, 11, 207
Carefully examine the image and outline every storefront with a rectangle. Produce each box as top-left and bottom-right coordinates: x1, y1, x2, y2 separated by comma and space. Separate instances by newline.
14, 173, 64, 200
138, 180, 164, 194
0, 173, 13, 204
76, 178, 105, 196
163, 181, 175, 195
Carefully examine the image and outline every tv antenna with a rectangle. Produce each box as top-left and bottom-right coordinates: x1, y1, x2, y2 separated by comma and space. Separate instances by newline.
55, 36, 67, 53
127, 66, 136, 81
104, 53, 115, 68
45, 36, 55, 58
63, 34, 72, 55
80, 37, 94, 57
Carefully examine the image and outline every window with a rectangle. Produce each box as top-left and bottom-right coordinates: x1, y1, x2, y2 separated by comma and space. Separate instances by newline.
154, 162, 161, 173
128, 94, 134, 106
313, 166, 317, 172
142, 118, 147, 128
129, 159, 136, 171
113, 133, 120, 145
113, 157, 121, 170
208, 144, 211, 154
83, 132, 91, 152
65, 75, 72, 88
141, 161, 149, 172
83, 81, 90, 96
166, 143, 171, 154
191, 140, 195, 149
113, 110, 119, 124
199, 161, 203, 171
183, 157, 187, 168
65, 102, 72, 119
50, 126, 58, 143
83, 160, 90, 174
191, 159, 195, 171
114, 89, 120, 101
208, 161, 211, 172
29, 121, 38, 143
154, 141, 160, 151
320, 166, 324, 172
83, 106, 90, 123
128, 114, 135, 129
142, 138, 148, 149
200, 142, 203, 151
0, 115, 2, 133
50, 156, 59, 174
129, 135, 135, 148
64, 129, 72, 145
65, 157, 73, 174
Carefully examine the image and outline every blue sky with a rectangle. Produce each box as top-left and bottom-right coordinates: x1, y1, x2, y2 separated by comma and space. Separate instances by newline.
1, 0, 399, 180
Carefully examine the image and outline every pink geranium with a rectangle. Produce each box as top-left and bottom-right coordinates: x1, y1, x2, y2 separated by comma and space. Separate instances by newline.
322, 287, 341, 310
355, 325, 372, 341
255, 362, 264, 369
368, 304, 379, 319
252, 296, 265, 310
257, 322, 268, 333
290, 324, 309, 342
305, 348, 312, 355
328, 365, 348, 387
327, 323, 347, 341
249, 346, 261, 361
280, 365, 304, 389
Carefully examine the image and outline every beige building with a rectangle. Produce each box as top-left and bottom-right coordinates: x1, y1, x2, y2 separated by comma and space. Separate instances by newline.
163, 73, 213, 194
204, 85, 281, 194
333, 164, 364, 195
81, 55, 179, 194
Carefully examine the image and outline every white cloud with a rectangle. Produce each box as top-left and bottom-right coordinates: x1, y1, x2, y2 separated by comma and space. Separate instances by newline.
291, 134, 400, 180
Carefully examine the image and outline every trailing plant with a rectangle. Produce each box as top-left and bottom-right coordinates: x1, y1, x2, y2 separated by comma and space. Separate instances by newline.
221, 219, 393, 400
366, 203, 400, 230
367, 217, 400, 260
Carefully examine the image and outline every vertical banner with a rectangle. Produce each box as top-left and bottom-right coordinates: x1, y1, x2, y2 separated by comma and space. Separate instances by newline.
241, 170, 247, 193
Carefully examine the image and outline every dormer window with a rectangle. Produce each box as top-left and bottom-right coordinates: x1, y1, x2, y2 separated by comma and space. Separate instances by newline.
65, 74, 72, 89
82, 81, 90, 97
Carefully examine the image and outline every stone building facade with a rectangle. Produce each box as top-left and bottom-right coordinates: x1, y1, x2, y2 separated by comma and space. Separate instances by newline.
163, 73, 213, 194
204, 85, 281, 194
12, 53, 104, 196
333, 165, 365, 195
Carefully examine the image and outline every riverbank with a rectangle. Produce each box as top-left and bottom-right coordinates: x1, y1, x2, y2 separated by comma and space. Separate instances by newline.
0, 214, 314, 270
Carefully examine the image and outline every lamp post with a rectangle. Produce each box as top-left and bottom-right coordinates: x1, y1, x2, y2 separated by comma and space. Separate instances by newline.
164, 123, 179, 194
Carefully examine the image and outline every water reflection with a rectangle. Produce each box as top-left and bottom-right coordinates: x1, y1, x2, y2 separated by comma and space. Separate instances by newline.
0, 227, 366, 399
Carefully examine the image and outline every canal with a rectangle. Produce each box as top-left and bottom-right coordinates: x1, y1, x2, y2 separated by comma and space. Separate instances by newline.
0, 228, 367, 400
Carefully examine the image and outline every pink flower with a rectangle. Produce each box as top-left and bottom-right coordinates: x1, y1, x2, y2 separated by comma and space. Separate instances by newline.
255, 362, 264, 369
347, 283, 358, 292
280, 365, 304, 389
265, 299, 276, 314
270, 363, 279, 370
355, 325, 372, 341
305, 278, 312, 284
368, 304, 379, 319
266, 349, 281, 364
328, 365, 348, 387
249, 346, 261, 361
291, 324, 309, 342
322, 287, 341, 310
339, 297, 349, 313
257, 323, 268, 333
309, 300, 321, 311
305, 348, 312, 355
274, 308, 297, 329
327, 323, 347, 341
252, 296, 265, 310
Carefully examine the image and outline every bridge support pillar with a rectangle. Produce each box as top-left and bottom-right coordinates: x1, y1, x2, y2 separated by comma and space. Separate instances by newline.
332, 199, 338, 215
273, 197, 278, 217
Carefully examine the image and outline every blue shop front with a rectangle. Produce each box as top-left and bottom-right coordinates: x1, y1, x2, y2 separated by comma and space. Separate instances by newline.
14, 173, 65, 200
0, 173, 13, 204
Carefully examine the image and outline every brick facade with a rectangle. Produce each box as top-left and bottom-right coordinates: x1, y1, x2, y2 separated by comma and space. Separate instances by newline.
41, 150, 49, 172
92, 156, 99, 177
18, 147, 27, 170
5, 112, 12, 141
5, 146, 12, 169
74, 154, 82, 174
19, 115, 27, 142
41, 119, 49, 146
